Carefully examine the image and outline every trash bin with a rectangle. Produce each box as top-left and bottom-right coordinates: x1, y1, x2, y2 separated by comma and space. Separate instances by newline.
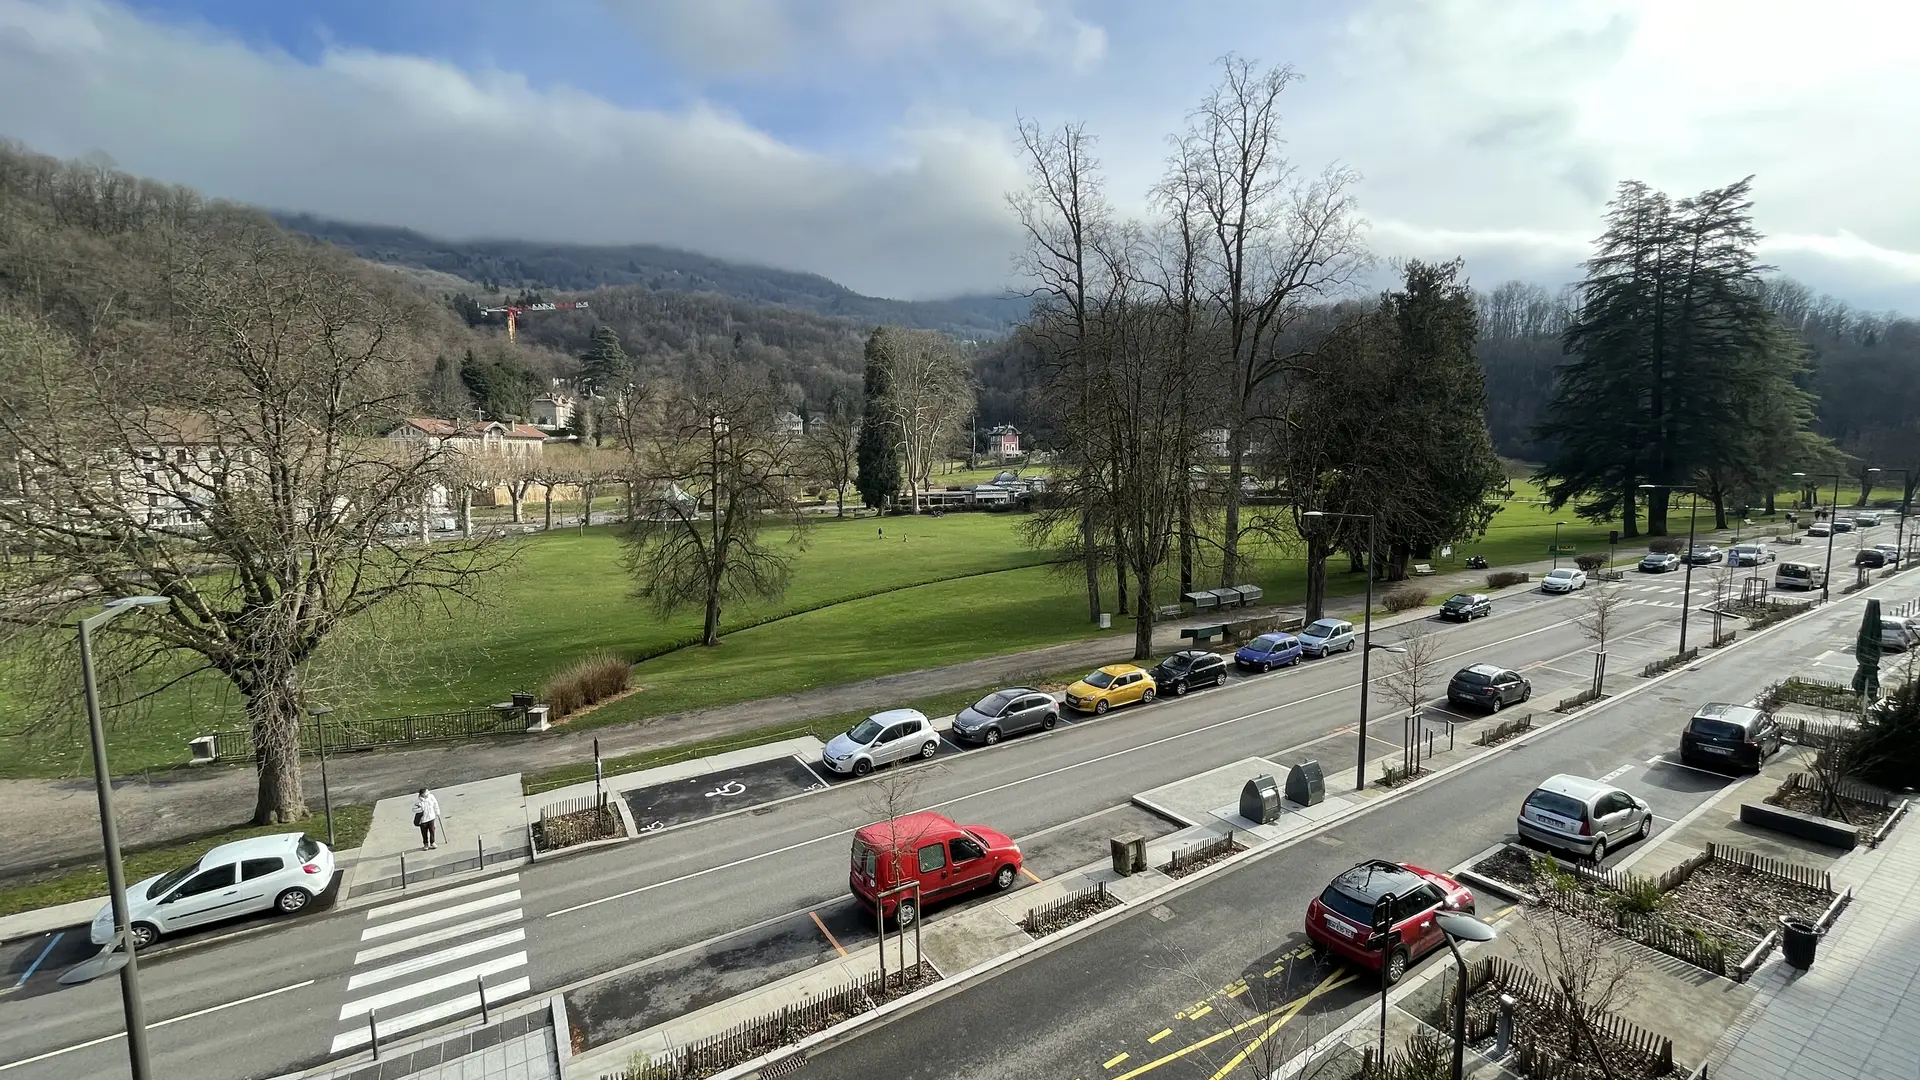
1110, 834, 1146, 876
1240, 775, 1282, 825
188, 735, 218, 764
1098, 613, 1112, 630
511, 691, 535, 710
1285, 760, 1326, 806
1782, 918, 1823, 970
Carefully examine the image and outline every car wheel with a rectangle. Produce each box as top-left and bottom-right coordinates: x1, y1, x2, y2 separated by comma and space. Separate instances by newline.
895, 899, 918, 928
275, 888, 312, 914
1590, 836, 1608, 862
853, 758, 873, 777
1215, 671, 1228, 686
995, 865, 1017, 890
1384, 948, 1410, 986
1491, 695, 1503, 713
1638, 815, 1653, 840
129, 922, 160, 951
1174, 679, 1190, 696
1261, 661, 1272, 673
984, 727, 1002, 745
919, 740, 938, 759
1346, 640, 1357, 653
1042, 712, 1057, 730
1522, 684, 1533, 702
1142, 688, 1156, 704
1094, 699, 1110, 715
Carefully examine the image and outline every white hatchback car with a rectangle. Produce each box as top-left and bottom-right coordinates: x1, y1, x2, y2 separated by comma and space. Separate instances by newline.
822, 708, 939, 776
92, 833, 336, 950
1541, 567, 1588, 593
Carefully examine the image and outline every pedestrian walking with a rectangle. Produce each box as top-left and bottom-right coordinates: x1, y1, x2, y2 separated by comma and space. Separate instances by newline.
413, 787, 441, 849
877, 525, 884, 539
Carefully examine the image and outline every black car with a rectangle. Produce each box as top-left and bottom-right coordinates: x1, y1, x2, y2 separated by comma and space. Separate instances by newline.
1679, 702, 1780, 772
1438, 593, 1492, 622
1150, 650, 1228, 697
1639, 552, 1681, 573
1446, 664, 1532, 713
1857, 548, 1890, 569
1685, 546, 1724, 565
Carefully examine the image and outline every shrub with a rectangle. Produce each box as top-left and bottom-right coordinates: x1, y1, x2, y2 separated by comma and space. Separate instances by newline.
1610, 873, 1667, 916
1529, 853, 1578, 898
1487, 570, 1530, 588
1648, 536, 1687, 554
1574, 552, 1608, 571
540, 652, 633, 719
1382, 588, 1429, 613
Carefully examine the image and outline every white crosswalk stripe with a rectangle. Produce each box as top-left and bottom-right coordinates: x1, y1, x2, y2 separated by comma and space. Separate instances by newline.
330, 876, 531, 1054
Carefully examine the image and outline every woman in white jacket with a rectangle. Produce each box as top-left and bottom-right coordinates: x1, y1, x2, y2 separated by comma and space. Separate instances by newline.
413, 788, 441, 849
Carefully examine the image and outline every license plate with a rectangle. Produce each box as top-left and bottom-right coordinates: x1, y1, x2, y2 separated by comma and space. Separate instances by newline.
1701, 745, 1733, 755
1325, 919, 1357, 939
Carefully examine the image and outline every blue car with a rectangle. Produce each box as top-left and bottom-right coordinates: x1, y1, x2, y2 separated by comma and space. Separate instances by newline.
1235, 633, 1303, 672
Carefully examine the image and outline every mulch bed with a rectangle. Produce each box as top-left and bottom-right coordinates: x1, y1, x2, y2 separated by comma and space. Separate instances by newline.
1161, 839, 1247, 879
1375, 765, 1430, 789
1765, 785, 1896, 835
1469, 846, 1539, 891
1660, 861, 1831, 941
1020, 889, 1122, 935
1465, 986, 1667, 1080
532, 805, 622, 851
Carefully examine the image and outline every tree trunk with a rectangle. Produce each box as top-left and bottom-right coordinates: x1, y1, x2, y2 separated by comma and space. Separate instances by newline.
1177, 469, 1194, 597
1712, 493, 1729, 531
1620, 484, 1640, 538
460, 489, 473, 538
1648, 488, 1670, 536
1133, 572, 1154, 661
543, 485, 555, 530
1080, 488, 1102, 622
1304, 535, 1328, 623
247, 673, 306, 825
510, 487, 525, 524
583, 486, 595, 527
1764, 489, 1776, 515
1112, 518, 1129, 615
1347, 548, 1366, 574
1220, 425, 1247, 587
702, 586, 722, 647
836, 483, 846, 518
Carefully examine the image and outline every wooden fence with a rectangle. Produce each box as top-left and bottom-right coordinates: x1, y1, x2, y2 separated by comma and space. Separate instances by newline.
1481, 955, 1677, 1076
1020, 881, 1111, 937
1574, 846, 1711, 895
1163, 834, 1238, 876
1780, 719, 1858, 751
1476, 713, 1533, 747
1777, 771, 1892, 812
1706, 841, 1837, 893
533, 792, 621, 851
1641, 647, 1700, 679
621, 967, 898, 1079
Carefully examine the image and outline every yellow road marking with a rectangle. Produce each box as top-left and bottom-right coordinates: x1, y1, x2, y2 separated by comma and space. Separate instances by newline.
1227, 984, 1248, 998
808, 911, 846, 957
1148, 1029, 1172, 1044
1109, 969, 1355, 1080
1022, 867, 1046, 885
1188, 1005, 1213, 1019
1205, 971, 1357, 1080
1104, 1052, 1130, 1069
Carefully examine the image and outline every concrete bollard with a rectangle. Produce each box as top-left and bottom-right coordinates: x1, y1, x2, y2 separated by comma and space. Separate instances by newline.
1494, 993, 1516, 1058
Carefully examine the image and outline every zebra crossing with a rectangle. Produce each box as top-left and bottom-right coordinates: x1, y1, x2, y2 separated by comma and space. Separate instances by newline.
328, 874, 532, 1053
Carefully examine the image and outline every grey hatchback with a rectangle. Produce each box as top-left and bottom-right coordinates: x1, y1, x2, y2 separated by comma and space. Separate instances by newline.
1516, 774, 1652, 861
950, 688, 1058, 745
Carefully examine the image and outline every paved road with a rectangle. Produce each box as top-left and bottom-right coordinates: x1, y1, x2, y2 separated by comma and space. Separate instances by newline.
0, 569, 1854, 1080
795, 577, 1904, 1080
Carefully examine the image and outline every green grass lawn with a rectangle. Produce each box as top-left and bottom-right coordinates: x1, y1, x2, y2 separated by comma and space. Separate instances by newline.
1, 480, 1790, 778
0, 805, 371, 917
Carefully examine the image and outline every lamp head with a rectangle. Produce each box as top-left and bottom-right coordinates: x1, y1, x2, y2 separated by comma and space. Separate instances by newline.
1435, 911, 1498, 942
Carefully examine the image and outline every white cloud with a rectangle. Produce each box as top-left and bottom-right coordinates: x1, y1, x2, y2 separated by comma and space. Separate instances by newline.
605, 0, 1106, 81
0, 0, 1028, 298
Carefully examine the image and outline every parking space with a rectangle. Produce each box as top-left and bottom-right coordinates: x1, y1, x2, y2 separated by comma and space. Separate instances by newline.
1018, 804, 1181, 880
623, 755, 828, 832
0, 928, 93, 1000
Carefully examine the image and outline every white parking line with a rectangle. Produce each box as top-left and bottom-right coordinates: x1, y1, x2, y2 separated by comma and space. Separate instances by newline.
1644, 754, 1732, 778
360, 891, 521, 941
793, 754, 833, 790
1598, 764, 1634, 783
366, 874, 520, 920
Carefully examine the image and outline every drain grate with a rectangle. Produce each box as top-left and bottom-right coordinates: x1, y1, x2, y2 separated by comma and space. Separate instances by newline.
759, 1055, 807, 1078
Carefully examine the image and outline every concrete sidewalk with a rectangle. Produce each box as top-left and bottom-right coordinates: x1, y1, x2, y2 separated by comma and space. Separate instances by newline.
1707, 804, 1920, 1080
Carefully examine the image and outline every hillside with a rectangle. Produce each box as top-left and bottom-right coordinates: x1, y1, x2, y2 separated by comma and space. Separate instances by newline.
275, 214, 1030, 341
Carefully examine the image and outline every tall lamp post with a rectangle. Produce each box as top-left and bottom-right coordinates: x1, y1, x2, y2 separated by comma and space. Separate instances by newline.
1436, 911, 1500, 1080
1552, 521, 1566, 569
1640, 484, 1699, 656
1883, 467, 1914, 566
79, 595, 169, 1080
1793, 470, 1844, 602
307, 704, 336, 847
1304, 509, 1380, 792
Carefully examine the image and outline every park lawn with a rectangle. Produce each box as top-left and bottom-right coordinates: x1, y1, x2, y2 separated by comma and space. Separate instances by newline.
0, 804, 372, 917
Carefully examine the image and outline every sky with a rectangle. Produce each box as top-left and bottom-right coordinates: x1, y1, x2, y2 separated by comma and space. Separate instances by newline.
2, 0, 1917, 309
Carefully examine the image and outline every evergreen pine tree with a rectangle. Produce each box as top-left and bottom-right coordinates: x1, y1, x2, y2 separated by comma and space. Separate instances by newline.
855, 328, 901, 510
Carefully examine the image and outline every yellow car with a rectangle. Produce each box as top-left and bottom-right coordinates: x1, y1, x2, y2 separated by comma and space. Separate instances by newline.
1064, 664, 1157, 715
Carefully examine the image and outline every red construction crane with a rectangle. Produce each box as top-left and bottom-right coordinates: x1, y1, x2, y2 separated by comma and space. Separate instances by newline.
479, 300, 590, 342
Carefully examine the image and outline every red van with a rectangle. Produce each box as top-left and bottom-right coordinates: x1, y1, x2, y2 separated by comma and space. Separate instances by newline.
850, 812, 1022, 926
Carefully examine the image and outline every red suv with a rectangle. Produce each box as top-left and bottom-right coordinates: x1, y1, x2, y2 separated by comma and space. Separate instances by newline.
1304, 860, 1475, 985
850, 812, 1022, 927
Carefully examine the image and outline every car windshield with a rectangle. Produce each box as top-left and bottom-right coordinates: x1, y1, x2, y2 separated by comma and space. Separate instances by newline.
1548, 570, 1574, 580
1525, 790, 1588, 820
1249, 635, 1286, 651
847, 718, 884, 743
1082, 670, 1117, 689
1318, 884, 1377, 926
1305, 620, 1341, 638
148, 859, 201, 899
1162, 654, 1193, 671
973, 692, 1018, 717
1780, 565, 1811, 577
1446, 594, 1473, 605
1453, 669, 1493, 687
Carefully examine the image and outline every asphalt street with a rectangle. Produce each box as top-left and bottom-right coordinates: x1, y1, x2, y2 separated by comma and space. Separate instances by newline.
796, 576, 1907, 1080
0, 566, 1884, 1080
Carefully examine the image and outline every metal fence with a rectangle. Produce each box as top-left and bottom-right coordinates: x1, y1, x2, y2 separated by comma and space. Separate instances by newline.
208, 707, 528, 761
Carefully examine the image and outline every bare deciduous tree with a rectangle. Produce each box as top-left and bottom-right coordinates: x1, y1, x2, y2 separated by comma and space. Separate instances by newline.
851, 762, 943, 985
867, 328, 973, 513
1577, 583, 1629, 694
619, 348, 805, 646
0, 218, 509, 824
1378, 627, 1443, 773
1509, 908, 1637, 1076
802, 390, 860, 518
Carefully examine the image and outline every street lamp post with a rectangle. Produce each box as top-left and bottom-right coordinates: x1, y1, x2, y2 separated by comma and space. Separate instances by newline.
1552, 521, 1566, 569
1885, 468, 1914, 566
1436, 911, 1500, 1080
1793, 471, 1844, 602
1640, 485, 1699, 656
78, 595, 169, 1080
307, 704, 336, 847
1304, 509, 1379, 792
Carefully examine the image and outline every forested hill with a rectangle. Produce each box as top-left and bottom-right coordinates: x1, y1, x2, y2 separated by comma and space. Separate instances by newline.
274, 214, 1030, 341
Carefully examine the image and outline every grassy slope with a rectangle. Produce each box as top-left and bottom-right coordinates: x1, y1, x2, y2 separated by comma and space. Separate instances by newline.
1, 481, 1797, 777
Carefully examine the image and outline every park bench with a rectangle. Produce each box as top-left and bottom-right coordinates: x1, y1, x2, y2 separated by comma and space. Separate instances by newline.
1155, 603, 1183, 619
1180, 624, 1228, 645
1410, 563, 1435, 576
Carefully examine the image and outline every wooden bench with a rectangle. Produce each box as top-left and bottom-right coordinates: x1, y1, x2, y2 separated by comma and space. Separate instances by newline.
1155, 604, 1183, 620
1410, 563, 1435, 576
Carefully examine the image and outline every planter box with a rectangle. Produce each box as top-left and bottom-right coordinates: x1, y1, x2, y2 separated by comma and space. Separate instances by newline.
1739, 801, 1859, 849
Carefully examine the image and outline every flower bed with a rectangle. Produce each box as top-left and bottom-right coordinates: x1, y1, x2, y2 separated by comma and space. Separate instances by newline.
1659, 860, 1830, 941
1020, 881, 1121, 935
1424, 955, 1677, 1080
1765, 774, 1896, 836
1161, 835, 1246, 878
532, 802, 624, 851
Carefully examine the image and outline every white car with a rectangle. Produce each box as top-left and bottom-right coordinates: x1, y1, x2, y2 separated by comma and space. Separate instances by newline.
1297, 618, 1357, 658
1728, 544, 1775, 567
1808, 521, 1832, 538
91, 833, 336, 950
821, 708, 938, 776
1541, 567, 1588, 593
